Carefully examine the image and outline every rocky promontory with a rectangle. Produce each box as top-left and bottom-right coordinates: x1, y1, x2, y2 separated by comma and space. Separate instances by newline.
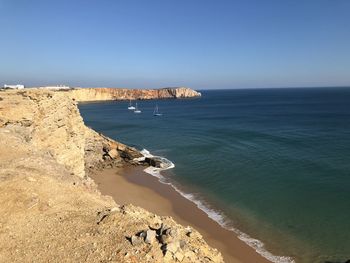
0, 89, 223, 263
65, 87, 201, 102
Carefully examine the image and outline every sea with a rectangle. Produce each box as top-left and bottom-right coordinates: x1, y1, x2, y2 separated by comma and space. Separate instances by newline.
78, 87, 350, 263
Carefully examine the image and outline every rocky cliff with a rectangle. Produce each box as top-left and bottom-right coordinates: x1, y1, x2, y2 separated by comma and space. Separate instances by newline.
0, 90, 142, 178
0, 89, 223, 263
65, 87, 201, 102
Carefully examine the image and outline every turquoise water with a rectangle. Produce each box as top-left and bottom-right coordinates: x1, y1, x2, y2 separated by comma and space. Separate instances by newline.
79, 88, 350, 263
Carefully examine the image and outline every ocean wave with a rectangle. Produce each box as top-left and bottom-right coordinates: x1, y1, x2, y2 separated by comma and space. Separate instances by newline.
136, 148, 295, 263
237, 232, 295, 263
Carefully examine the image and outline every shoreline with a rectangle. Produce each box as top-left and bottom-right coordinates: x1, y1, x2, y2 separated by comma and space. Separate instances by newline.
91, 165, 272, 263
0, 89, 227, 263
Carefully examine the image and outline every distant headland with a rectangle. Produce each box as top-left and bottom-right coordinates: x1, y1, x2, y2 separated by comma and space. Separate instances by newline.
1, 84, 201, 101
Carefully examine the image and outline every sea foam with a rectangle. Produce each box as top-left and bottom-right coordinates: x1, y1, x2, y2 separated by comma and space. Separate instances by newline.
136, 149, 295, 263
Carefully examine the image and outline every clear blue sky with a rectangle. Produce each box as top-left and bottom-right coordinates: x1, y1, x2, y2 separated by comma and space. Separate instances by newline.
0, 0, 349, 89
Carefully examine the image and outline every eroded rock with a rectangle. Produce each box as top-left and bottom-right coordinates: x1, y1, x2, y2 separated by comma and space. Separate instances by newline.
107, 148, 118, 159
131, 235, 142, 246
145, 229, 157, 244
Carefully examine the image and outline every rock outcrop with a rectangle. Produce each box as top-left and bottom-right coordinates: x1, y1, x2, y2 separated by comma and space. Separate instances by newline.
65, 87, 201, 102
128, 222, 223, 262
0, 89, 223, 263
0, 90, 142, 178
0, 90, 87, 178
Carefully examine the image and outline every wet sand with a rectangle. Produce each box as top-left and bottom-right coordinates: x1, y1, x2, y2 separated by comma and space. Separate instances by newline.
91, 166, 271, 263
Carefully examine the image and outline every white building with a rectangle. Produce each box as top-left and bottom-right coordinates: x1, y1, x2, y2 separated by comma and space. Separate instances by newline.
3, 84, 25, 89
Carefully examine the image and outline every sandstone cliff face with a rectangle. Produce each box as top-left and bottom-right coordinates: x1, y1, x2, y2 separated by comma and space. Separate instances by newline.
0, 90, 142, 178
66, 87, 201, 102
0, 89, 223, 263
0, 90, 86, 178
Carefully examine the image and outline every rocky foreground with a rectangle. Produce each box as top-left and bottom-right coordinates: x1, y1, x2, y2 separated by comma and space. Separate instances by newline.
0, 89, 223, 263
64, 87, 201, 102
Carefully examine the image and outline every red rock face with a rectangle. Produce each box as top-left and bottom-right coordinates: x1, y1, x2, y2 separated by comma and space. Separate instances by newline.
68, 87, 201, 102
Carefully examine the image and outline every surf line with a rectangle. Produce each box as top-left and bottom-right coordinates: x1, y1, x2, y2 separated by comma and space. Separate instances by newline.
133, 149, 294, 263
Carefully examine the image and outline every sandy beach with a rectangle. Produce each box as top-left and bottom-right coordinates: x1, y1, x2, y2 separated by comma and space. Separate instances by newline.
91, 166, 271, 263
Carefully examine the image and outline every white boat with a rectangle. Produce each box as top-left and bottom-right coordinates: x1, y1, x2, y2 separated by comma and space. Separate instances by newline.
153, 104, 162, 116
134, 102, 141, 114
128, 100, 136, 110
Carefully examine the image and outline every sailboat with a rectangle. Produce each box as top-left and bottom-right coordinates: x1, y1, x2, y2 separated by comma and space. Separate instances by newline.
128, 99, 135, 110
153, 104, 162, 116
134, 102, 141, 114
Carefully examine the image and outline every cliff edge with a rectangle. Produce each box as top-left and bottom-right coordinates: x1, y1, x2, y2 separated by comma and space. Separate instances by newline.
66, 87, 201, 102
0, 89, 223, 263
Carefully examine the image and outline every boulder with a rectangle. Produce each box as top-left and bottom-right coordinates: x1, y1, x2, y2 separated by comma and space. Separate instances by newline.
145, 229, 157, 244
119, 147, 143, 160
163, 251, 174, 262
145, 157, 162, 168
139, 230, 147, 239
131, 235, 142, 246
174, 250, 184, 262
116, 143, 126, 152
159, 234, 173, 244
108, 149, 119, 159
158, 223, 167, 235
164, 240, 180, 254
